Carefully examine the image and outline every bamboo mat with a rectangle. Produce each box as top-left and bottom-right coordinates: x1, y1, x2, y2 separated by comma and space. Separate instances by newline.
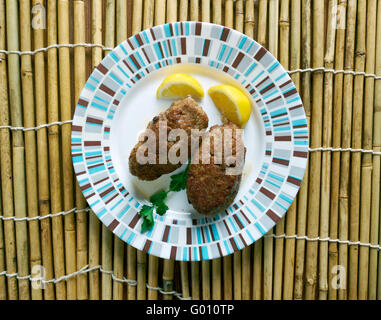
0, 0, 380, 300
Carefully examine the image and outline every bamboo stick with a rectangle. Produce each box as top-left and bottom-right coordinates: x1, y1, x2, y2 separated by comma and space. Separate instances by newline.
328, 0, 346, 300
370, 0, 381, 301
32, 0, 55, 300
148, 255, 159, 299
235, 0, 244, 34
201, 0, 210, 25
211, 258, 221, 300
319, 0, 337, 300
358, 0, 376, 300
212, 0, 222, 25
283, 0, 301, 300
127, 245, 137, 299
132, 0, 143, 35
338, 0, 357, 300
143, 0, 154, 30
7, 0, 31, 300
166, 0, 177, 23
191, 261, 200, 300
349, 0, 366, 300
256, 0, 268, 47
19, 0, 42, 300
241, 0, 255, 301
202, 260, 211, 299
273, 0, 289, 300
179, 0, 188, 21
0, 189, 5, 300
47, 0, 67, 300
180, 261, 190, 299
163, 259, 175, 300
112, 0, 128, 300
101, 0, 115, 300
58, 0, 77, 300
263, 0, 279, 301
88, 0, 103, 300
0, 0, 17, 300
155, 0, 166, 25
244, 0, 255, 38
294, 0, 311, 300
304, 0, 324, 300
224, 0, 233, 28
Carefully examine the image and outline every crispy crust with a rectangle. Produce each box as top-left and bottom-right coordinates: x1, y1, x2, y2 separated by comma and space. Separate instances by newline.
186, 123, 246, 217
129, 96, 209, 181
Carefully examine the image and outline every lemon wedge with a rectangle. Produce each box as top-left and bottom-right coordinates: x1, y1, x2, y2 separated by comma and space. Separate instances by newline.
208, 84, 251, 127
156, 73, 204, 99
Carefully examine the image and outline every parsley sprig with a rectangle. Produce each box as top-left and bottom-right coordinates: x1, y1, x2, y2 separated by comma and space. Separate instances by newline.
138, 162, 191, 232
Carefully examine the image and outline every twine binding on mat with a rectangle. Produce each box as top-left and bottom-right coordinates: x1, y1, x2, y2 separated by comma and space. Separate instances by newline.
1, 43, 380, 80
0, 264, 190, 300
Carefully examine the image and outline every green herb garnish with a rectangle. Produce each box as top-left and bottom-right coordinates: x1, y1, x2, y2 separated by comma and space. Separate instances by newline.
138, 162, 191, 232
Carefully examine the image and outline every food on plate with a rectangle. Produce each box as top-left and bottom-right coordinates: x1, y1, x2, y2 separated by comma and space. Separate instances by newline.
186, 123, 246, 217
156, 73, 204, 99
208, 84, 251, 128
129, 96, 209, 181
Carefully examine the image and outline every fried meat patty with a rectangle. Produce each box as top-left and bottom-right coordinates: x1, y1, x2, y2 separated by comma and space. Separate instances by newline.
186, 123, 246, 217
129, 96, 209, 181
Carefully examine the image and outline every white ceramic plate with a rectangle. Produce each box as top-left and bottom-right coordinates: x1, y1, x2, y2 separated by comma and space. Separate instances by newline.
71, 22, 309, 261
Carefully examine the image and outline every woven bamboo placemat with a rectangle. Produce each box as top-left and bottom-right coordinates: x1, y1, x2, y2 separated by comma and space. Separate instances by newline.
0, 0, 380, 300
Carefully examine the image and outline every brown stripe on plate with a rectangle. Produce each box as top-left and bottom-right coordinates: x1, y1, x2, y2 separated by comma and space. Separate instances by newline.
229, 238, 238, 251
208, 225, 215, 241
169, 23, 174, 36
127, 38, 134, 50
83, 141, 101, 147
129, 54, 141, 70
284, 88, 297, 98
143, 239, 152, 253
158, 42, 165, 59
113, 99, 120, 106
167, 40, 172, 56
136, 74, 141, 80
108, 219, 119, 232
293, 150, 308, 158
195, 22, 202, 35
256, 177, 263, 184
223, 66, 229, 72
128, 213, 141, 228
266, 209, 280, 222
199, 247, 203, 260
99, 83, 115, 96
249, 89, 255, 95
239, 234, 247, 247
176, 57, 181, 64
72, 125, 82, 132
280, 79, 292, 88
123, 60, 135, 73
105, 193, 118, 205
294, 135, 308, 139
99, 186, 115, 198
170, 246, 177, 260
240, 210, 251, 224
265, 150, 272, 156
254, 47, 267, 61
86, 117, 103, 125
271, 111, 288, 119
104, 146, 110, 152
142, 48, 150, 63
135, 33, 144, 46
260, 186, 276, 200
256, 75, 270, 87
94, 177, 108, 186
266, 130, 272, 136
104, 127, 110, 132
149, 28, 156, 40
260, 82, 275, 94
232, 52, 245, 68
195, 57, 201, 64
216, 242, 223, 256
181, 37, 187, 54
186, 228, 192, 245
287, 175, 301, 186
80, 183, 91, 191
233, 214, 244, 229
223, 220, 232, 236
268, 95, 282, 104
220, 27, 230, 41
75, 170, 86, 176
77, 98, 89, 107
96, 63, 108, 75
200, 226, 206, 243
289, 104, 303, 110
273, 157, 290, 166
275, 136, 292, 141
202, 39, 211, 56
273, 121, 290, 127
85, 192, 95, 200
162, 225, 170, 242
